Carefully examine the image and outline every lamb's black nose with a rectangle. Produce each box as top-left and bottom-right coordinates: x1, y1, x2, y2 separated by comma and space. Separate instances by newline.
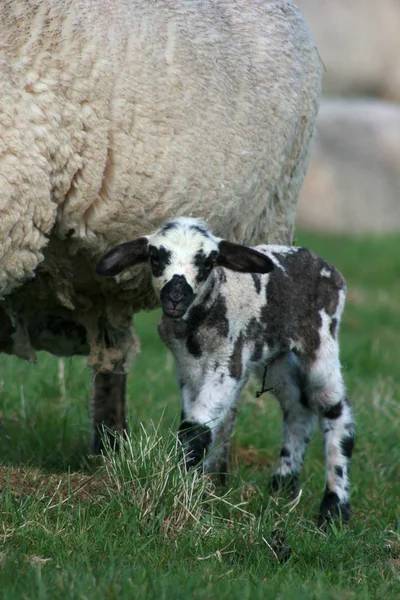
169, 289, 184, 305
160, 275, 195, 318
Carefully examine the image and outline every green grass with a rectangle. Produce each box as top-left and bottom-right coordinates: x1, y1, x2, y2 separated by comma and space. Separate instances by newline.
0, 230, 400, 599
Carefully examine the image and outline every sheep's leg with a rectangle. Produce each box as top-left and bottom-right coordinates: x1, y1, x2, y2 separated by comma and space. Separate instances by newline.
178, 372, 242, 477
308, 358, 355, 525
266, 354, 316, 499
91, 372, 127, 453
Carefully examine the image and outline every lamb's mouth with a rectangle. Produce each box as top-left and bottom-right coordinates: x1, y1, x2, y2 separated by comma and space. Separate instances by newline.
160, 276, 194, 319
163, 305, 187, 319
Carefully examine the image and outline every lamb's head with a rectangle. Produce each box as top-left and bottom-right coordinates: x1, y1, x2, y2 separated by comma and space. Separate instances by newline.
96, 217, 274, 319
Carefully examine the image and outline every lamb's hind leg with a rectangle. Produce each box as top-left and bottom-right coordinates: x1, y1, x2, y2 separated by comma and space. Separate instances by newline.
267, 353, 316, 499
307, 357, 355, 525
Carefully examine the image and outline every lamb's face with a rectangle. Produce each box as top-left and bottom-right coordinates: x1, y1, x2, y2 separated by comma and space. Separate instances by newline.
96, 217, 275, 319
147, 220, 219, 319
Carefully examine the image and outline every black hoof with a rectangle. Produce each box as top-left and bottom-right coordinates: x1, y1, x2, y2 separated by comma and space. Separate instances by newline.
178, 421, 212, 471
215, 457, 229, 486
318, 490, 352, 526
93, 426, 128, 455
269, 528, 292, 563
216, 470, 228, 487
270, 474, 300, 501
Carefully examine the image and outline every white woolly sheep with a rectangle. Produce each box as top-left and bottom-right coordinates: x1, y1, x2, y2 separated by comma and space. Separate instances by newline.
97, 217, 355, 524
0, 0, 321, 452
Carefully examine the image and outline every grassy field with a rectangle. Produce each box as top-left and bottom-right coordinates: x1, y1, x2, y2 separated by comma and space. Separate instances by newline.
0, 230, 399, 599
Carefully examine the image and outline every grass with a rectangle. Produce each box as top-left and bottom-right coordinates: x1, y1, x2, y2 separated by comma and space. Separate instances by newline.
0, 230, 400, 599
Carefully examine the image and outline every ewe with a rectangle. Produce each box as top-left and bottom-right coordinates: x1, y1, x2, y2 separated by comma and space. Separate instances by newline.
97, 218, 355, 524
0, 0, 321, 452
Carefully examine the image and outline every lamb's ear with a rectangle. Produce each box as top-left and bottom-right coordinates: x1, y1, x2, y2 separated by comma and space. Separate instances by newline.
96, 237, 149, 277
216, 240, 274, 274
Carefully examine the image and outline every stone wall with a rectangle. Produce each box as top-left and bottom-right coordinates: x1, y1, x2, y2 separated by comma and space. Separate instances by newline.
296, 0, 400, 233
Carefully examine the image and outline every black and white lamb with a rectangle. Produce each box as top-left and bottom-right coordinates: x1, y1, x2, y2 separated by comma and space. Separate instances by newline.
97, 217, 355, 524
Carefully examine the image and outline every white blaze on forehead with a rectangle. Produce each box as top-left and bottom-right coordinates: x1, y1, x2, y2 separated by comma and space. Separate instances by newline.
321, 267, 331, 278
148, 218, 219, 288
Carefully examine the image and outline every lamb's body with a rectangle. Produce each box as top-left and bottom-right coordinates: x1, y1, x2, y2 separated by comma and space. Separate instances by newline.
0, 0, 321, 450
98, 218, 355, 523
159, 245, 354, 522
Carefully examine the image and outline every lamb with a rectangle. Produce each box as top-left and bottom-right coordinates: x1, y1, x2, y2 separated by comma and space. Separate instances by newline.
0, 0, 321, 452
96, 217, 355, 524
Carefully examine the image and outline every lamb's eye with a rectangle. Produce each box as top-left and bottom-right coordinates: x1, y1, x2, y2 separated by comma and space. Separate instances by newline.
150, 256, 162, 275
205, 255, 217, 270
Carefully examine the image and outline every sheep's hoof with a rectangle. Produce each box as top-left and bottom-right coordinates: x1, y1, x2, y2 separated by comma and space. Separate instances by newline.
93, 426, 128, 455
217, 469, 228, 487
318, 490, 352, 527
270, 474, 300, 501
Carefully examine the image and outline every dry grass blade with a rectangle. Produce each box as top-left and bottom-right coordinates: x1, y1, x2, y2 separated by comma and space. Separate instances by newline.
101, 424, 221, 539
262, 536, 280, 562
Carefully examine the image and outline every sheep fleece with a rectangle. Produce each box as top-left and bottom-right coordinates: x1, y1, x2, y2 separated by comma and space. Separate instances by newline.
0, 0, 321, 371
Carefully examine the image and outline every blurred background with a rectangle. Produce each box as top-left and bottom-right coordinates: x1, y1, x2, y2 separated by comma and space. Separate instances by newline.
296, 0, 400, 234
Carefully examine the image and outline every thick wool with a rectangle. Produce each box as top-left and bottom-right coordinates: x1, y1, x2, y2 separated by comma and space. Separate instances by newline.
0, 0, 321, 374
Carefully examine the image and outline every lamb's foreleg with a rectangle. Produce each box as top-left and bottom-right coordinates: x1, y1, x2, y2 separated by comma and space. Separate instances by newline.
203, 404, 238, 484
178, 371, 242, 477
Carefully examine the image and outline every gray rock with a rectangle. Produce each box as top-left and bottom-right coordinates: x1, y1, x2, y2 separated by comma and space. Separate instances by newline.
298, 99, 400, 233
296, 0, 400, 100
